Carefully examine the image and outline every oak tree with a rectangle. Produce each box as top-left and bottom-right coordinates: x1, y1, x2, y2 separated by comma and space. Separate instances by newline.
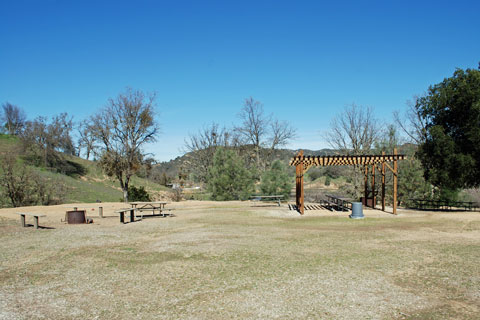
416, 65, 480, 189
91, 88, 159, 202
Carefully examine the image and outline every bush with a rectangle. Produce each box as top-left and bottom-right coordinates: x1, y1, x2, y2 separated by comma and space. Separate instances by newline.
324, 176, 331, 186
259, 160, 292, 199
127, 185, 151, 202
307, 168, 322, 181
0, 152, 67, 207
207, 148, 255, 201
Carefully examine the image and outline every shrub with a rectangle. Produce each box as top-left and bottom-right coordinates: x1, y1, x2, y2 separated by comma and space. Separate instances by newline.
127, 185, 151, 202
324, 176, 331, 186
0, 152, 67, 207
307, 168, 322, 181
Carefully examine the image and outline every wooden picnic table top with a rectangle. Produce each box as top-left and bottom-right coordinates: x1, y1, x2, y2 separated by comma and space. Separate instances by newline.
129, 201, 168, 205
16, 212, 46, 217
410, 199, 475, 204
129, 202, 169, 210
250, 195, 284, 199
326, 195, 353, 202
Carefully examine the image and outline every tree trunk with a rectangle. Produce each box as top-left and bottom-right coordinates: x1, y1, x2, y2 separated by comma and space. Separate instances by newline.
118, 176, 129, 203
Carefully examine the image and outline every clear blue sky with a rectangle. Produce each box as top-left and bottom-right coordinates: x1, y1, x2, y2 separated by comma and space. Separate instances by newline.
1, 0, 479, 161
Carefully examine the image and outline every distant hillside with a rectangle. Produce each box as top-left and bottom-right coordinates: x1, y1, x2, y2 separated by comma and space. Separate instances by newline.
0, 134, 172, 207
152, 147, 338, 180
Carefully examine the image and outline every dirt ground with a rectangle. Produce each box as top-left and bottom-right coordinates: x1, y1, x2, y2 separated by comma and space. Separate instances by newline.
0, 201, 479, 319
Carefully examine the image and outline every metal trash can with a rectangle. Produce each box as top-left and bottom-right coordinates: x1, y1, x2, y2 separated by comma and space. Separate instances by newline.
66, 210, 86, 224
349, 202, 364, 219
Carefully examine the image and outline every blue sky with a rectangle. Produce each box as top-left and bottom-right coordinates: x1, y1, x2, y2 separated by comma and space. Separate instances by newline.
1, 0, 479, 161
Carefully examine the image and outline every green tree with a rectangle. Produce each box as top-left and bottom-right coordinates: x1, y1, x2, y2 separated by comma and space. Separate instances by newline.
398, 155, 433, 207
207, 147, 255, 201
416, 65, 480, 190
259, 160, 292, 199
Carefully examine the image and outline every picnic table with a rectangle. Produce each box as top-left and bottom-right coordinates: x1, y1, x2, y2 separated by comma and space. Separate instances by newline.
250, 195, 284, 206
409, 199, 478, 211
324, 195, 352, 211
16, 212, 46, 229
129, 201, 171, 216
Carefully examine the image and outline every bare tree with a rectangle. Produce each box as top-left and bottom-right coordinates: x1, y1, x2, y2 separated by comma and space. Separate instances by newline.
327, 103, 382, 199
269, 118, 296, 149
235, 97, 296, 169
1, 102, 26, 135
77, 120, 97, 160
393, 95, 428, 144
327, 104, 380, 155
91, 88, 160, 202
184, 122, 231, 182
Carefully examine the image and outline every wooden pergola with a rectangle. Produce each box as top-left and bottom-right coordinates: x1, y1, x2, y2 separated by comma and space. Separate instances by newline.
290, 149, 405, 215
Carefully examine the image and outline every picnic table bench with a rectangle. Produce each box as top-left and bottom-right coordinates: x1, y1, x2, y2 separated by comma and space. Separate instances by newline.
250, 195, 284, 206
115, 208, 139, 224
324, 195, 352, 212
129, 201, 173, 217
16, 212, 46, 229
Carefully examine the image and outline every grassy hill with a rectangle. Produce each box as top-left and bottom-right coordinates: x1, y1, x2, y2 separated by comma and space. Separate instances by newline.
0, 134, 172, 206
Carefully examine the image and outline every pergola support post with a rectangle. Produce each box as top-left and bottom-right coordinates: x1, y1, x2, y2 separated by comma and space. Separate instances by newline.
295, 150, 304, 215
381, 151, 386, 211
372, 164, 376, 209
393, 148, 398, 215
364, 165, 369, 207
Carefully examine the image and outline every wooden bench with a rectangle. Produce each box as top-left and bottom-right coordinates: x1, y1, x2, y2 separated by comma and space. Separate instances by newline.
135, 208, 176, 219
16, 213, 46, 229
324, 195, 352, 212
115, 208, 139, 224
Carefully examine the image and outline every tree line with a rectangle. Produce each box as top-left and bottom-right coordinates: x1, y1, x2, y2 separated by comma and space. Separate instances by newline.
183, 97, 296, 200
0, 90, 296, 206
2, 63, 479, 206
0, 88, 159, 205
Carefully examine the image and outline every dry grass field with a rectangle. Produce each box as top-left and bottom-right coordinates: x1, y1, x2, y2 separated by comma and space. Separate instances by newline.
0, 201, 479, 319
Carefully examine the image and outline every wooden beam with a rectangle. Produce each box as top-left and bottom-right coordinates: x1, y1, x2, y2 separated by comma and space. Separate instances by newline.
393, 148, 398, 215
295, 150, 304, 215
300, 162, 304, 214
364, 165, 368, 207
372, 164, 376, 209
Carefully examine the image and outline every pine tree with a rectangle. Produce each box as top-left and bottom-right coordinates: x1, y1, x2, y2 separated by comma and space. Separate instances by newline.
259, 160, 292, 199
207, 148, 255, 201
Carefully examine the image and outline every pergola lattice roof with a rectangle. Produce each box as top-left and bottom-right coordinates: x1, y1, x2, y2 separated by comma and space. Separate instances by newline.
289, 154, 406, 168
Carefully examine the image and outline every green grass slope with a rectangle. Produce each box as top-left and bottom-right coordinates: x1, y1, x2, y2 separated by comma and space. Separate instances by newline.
0, 134, 172, 205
